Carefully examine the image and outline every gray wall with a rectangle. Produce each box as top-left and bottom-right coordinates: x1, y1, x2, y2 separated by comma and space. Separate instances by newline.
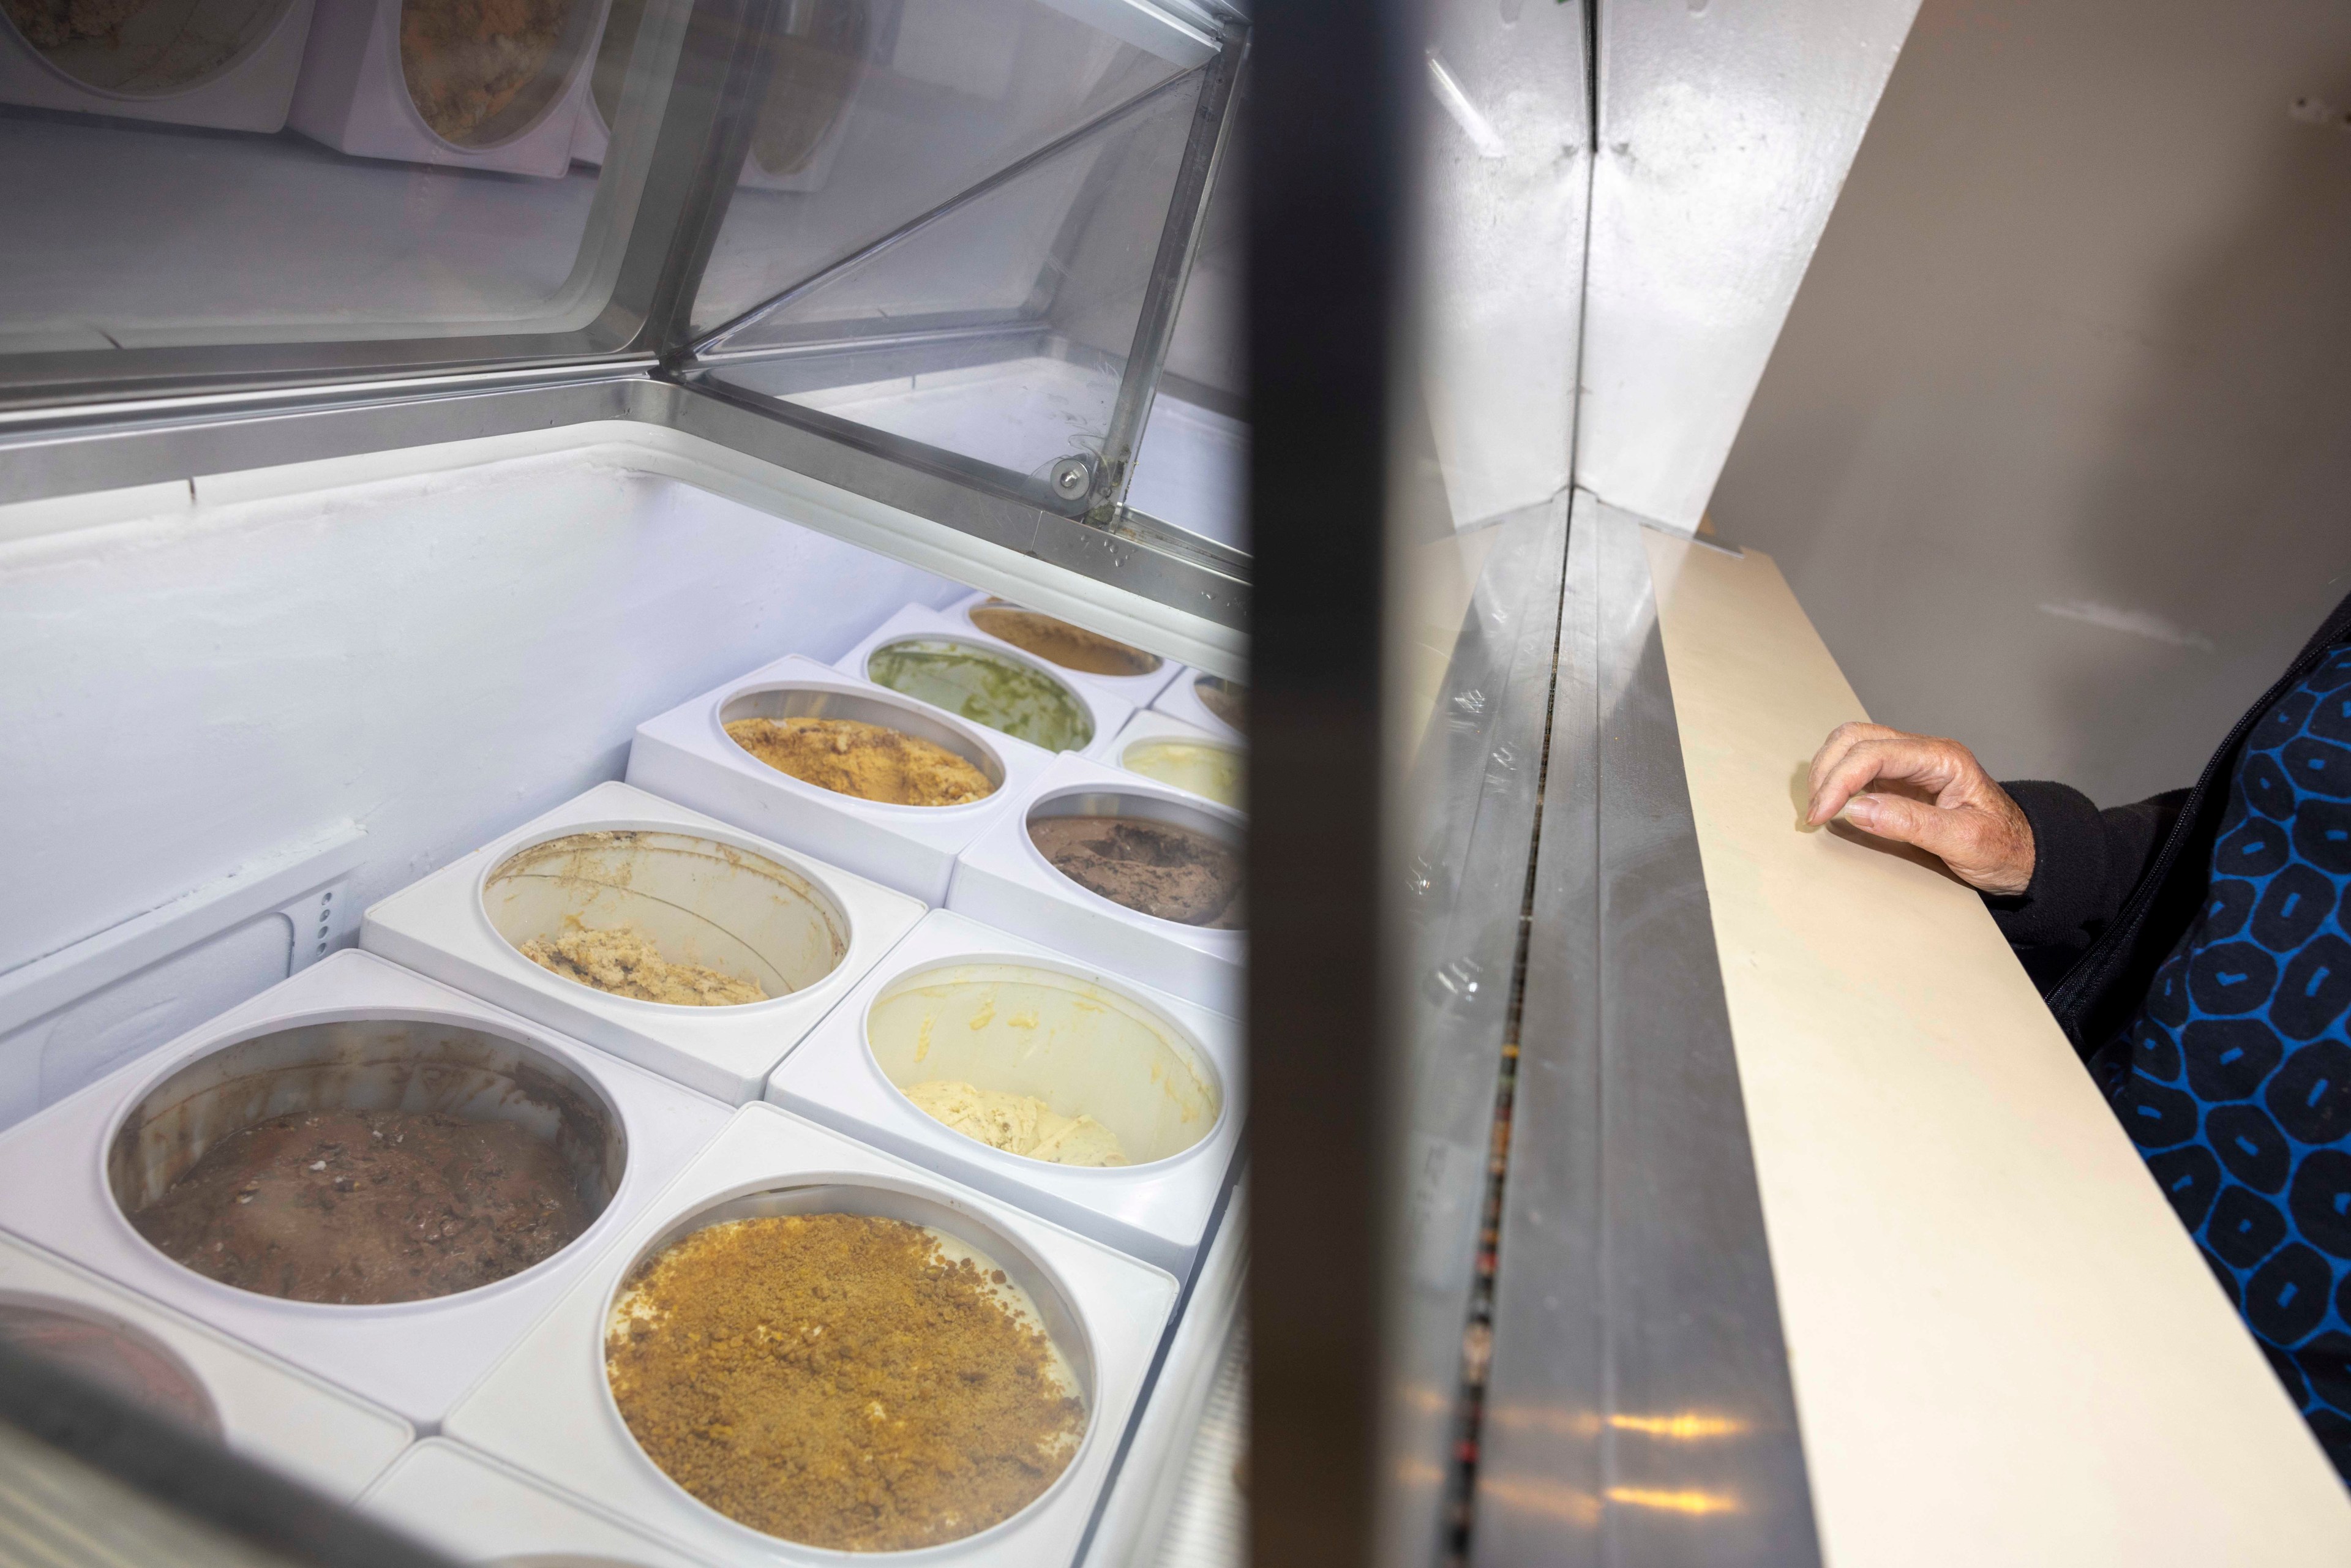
1712, 0, 2351, 806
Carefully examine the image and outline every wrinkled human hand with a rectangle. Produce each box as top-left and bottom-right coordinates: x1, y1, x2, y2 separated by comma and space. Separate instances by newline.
1803, 722, 2036, 896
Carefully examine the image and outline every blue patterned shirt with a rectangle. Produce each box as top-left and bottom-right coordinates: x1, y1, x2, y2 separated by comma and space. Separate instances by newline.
2096, 642, 2351, 1476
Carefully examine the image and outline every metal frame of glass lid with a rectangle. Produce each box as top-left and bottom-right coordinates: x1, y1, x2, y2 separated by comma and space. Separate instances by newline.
0, 0, 1251, 622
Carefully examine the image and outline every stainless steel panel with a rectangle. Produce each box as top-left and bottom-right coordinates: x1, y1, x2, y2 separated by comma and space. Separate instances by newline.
1471, 493, 1818, 1567
1373, 494, 1571, 1568
1575, 0, 1922, 531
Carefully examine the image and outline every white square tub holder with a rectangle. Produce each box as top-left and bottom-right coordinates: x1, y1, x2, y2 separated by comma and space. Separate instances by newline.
767, 907, 1240, 1277
442, 1102, 1179, 1568
945, 752, 1244, 1015
0, 949, 732, 1429
360, 1438, 714, 1566
0, 1230, 411, 1501
359, 780, 924, 1104
626, 653, 1052, 906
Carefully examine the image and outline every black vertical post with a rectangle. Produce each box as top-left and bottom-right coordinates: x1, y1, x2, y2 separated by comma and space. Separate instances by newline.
1248, 0, 1419, 1559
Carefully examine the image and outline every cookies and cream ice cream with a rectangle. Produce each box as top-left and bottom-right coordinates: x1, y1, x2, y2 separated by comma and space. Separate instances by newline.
1028, 815, 1243, 928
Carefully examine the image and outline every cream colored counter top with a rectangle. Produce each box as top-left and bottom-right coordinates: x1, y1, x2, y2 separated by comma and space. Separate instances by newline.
1641, 528, 2351, 1564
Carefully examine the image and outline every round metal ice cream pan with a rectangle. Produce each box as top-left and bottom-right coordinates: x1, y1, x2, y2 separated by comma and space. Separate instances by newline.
481, 827, 850, 1008
0, 1295, 223, 1436
105, 1015, 626, 1305
864, 956, 1224, 1170
599, 1178, 1098, 1556
719, 682, 1008, 803
1023, 785, 1247, 931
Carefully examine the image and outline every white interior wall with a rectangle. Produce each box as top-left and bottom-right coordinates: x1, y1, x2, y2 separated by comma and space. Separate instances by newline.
0, 450, 960, 1120
1711, 0, 2351, 806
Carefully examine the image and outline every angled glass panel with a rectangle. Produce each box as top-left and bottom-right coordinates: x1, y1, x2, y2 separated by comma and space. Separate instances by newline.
685, 0, 1212, 336
0, 0, 692, 370
694, 62, 1205, 505
1120, 78, 1242, 550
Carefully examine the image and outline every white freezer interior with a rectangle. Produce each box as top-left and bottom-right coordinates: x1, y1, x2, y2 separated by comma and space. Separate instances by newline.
0, 434, 1245, 1564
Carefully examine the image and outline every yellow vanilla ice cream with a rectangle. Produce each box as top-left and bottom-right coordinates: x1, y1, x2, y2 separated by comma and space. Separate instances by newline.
902, 1081, 1130, 1167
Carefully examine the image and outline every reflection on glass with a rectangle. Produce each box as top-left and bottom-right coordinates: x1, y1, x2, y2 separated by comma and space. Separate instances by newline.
699, 68, 1204, 491
746, 0, 868, 186
398, 0, 588, 149
0, 1300, 223, 1436
689, 0, 1199, 334
0, 0, 677, 356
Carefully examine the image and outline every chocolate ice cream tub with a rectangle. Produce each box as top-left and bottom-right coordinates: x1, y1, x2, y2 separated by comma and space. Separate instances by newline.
767, 907, 1241, 1277
287, 0, 604, 175
626, 653, 1054, 904
0, 949, 730, 1427
945, 752, 1244, 1016
361, 780, 923, 1103
0, 0, 314, 130
440, 1103, 1177, 1567
834, 603, 1135, 763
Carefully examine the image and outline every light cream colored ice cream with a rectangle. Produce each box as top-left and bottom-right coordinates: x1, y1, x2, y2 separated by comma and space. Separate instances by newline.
902, 1080, 1130, 1167
1120, 739, 1245, 809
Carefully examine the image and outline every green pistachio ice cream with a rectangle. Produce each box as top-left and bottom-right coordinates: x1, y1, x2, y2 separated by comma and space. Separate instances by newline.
866, 637, 1094, 752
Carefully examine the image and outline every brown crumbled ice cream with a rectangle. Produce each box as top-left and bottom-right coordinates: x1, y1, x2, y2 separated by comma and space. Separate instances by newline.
1028, 816, 1243, 928
400, 0, 571, 144
726, 716, 991, 806
129, 1109, 590, 1304
1194, 675, 1245, 732
519, 925, 767, 1007
968, 604, 1161, 678
606, 1214, 1085, 1550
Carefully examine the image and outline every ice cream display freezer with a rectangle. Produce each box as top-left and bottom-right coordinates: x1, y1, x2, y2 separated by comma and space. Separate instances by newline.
6, 0, 2349, 1560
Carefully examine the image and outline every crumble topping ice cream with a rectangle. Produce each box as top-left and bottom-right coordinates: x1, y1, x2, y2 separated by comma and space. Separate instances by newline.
606, 1214, 1085, 1549
725, 715, 992, 806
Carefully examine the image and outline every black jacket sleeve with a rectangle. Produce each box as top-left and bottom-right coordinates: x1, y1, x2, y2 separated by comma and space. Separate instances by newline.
1983, 781, 2190, 991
